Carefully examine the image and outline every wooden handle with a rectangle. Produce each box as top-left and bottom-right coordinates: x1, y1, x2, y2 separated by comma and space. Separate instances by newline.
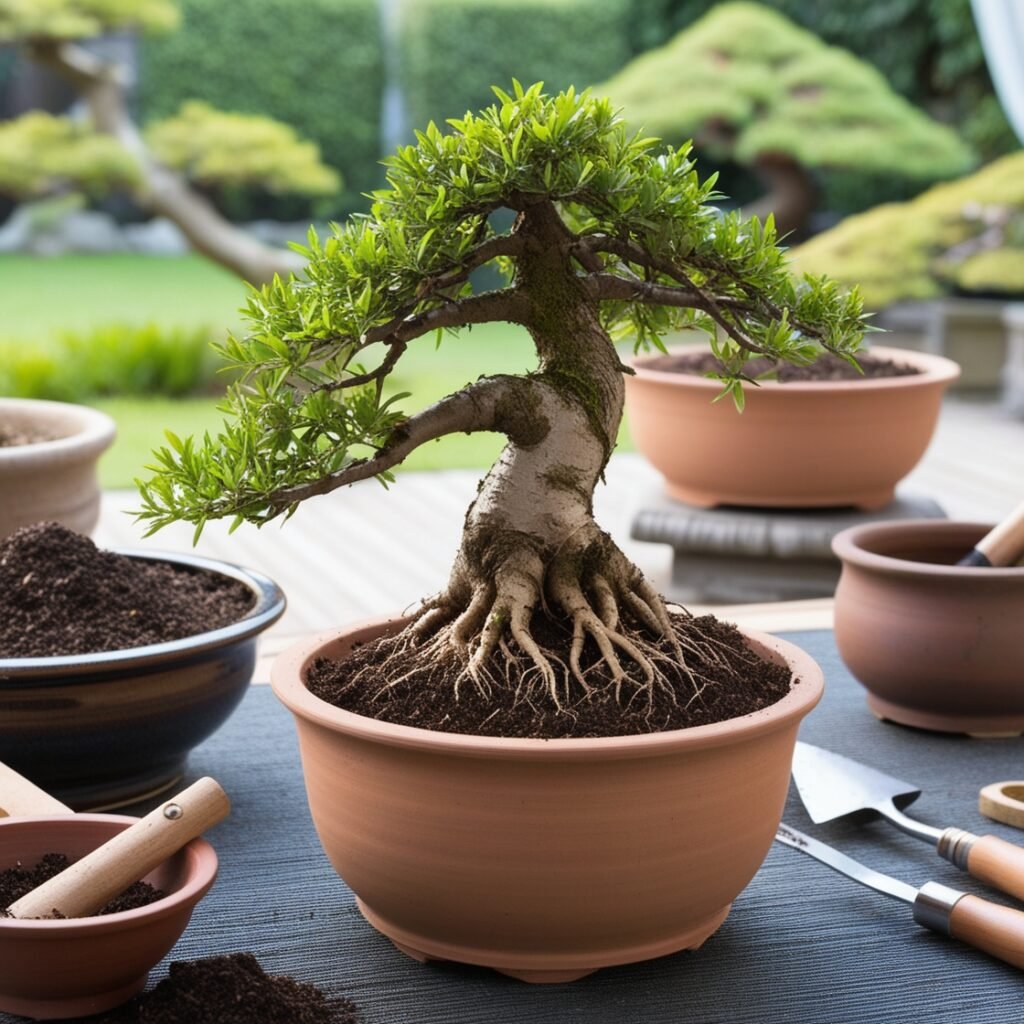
966, 835, 1024, 902
0, 762, 73, 818
949, 893, 1024, 969
980, 782, 1024, 830
975, 500, 1024, 567
6, 777, 229, 920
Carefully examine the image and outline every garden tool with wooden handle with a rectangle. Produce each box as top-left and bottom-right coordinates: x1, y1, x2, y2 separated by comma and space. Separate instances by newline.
0, 763, 229, 920
957, 499, 1024, 566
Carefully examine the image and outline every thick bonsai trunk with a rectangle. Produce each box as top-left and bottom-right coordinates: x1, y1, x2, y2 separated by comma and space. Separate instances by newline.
413, 203, 681, 704
746, 153, 818, 238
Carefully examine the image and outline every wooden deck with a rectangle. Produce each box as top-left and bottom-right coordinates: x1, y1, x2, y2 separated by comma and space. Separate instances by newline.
94, 394, 1024, 676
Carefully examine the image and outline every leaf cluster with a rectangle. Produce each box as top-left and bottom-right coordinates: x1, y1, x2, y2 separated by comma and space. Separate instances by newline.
0, 0, 177, 40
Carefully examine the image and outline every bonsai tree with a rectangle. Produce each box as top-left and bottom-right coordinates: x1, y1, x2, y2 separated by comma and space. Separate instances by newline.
792, 150, 1024, 309
599, 2, 974, 236
0, 0, 339, 284
138, 82, 866, 709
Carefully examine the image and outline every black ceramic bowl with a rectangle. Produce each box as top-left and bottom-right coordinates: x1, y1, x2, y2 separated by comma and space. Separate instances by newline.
0, 550, 285, 810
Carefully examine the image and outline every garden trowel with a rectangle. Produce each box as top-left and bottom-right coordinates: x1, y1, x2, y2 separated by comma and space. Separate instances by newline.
791, 741, 1024, 903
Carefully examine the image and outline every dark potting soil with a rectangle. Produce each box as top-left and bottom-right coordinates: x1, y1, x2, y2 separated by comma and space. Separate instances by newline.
307, 611, 794, 739
652, 350, 920, 381
0, 853, 164, 918
87, 953, 360, 1024
0, 522, 255, 658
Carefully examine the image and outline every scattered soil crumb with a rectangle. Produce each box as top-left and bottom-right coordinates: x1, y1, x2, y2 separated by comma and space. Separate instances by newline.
0, 853, 164, 918
0, 522, 255, 658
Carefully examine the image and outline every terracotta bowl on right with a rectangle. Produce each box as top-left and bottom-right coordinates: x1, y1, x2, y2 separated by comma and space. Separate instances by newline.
833, 520, 1024, 736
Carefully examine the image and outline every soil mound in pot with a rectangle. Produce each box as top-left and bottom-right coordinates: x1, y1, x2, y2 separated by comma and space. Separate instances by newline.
0, 853, 164, 918
654, 351, 920, 382
0, 424, 59, 447
0, 522, 255, 658
307, 611, 793, 739
90, 952, 360, 1024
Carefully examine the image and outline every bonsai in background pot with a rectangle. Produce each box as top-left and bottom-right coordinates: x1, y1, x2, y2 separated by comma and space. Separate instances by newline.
138, 83, 868, 979
0, 397, 115, 539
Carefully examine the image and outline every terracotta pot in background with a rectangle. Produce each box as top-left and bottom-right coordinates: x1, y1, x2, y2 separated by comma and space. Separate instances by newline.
0, 398, 116, 539
0, 814, 217, 1020
833, 519, 1024, 736
0, 552, 285, 810
272, 617, 823, 982
625, 344, 960, 509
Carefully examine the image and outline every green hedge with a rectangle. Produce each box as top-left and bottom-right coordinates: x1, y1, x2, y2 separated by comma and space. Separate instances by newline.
139, 0, 383, 217
398, 0, 633, 137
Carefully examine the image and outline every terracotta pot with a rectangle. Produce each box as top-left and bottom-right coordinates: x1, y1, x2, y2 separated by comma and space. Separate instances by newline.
0, 551, 285, 809
624, 344, 960, 509
833, 520, 1024, 736
0, 398, 116, 539
0, 813, 217, 1019
272, 617, 823, 982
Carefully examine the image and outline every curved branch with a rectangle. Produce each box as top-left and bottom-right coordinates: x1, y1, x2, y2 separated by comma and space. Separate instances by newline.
29, 40, 302, 285
268, 374, 520, 507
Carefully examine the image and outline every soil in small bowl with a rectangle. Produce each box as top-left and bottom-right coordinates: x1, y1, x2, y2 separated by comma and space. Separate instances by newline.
307, 610, 794, 739
653, 350, 921, 382
85, 952, 360, 1024
0, 422, 63, 447
0, 522, 255, 658
0, 853, 165, 918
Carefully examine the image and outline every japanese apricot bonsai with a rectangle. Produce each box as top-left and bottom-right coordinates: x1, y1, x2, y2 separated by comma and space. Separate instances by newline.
138, 83, 866, 726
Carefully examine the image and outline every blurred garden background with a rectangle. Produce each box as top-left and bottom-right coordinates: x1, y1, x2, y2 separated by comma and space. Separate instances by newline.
1, 0, 1022, 488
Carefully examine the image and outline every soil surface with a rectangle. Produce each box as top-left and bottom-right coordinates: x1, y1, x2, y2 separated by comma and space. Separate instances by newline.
86, 953, 360, 1024
0, 423, 59, 446
307, 611, 794, 739
0, 853, 164, 918
0, 522, 255, 658
649, 351, 920, 381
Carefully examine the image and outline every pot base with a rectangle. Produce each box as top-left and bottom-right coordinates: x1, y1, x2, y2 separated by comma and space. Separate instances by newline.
664, 481, 895, 512
0, 972, 147, 1020
359, 897, 732, 982
868, 695, 1024, 738
49, 765, 183, 813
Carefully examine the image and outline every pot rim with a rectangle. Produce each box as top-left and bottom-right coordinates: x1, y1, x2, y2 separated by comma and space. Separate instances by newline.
271, 617, 824, 761
832, 519, 1024, 578
0, 813, 217, 934
0, 398, 116, 461
628, 342, 961, 392
0, 550, 286, 678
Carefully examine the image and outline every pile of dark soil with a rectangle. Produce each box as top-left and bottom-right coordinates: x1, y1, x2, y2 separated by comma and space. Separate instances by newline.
653, 350, 920, 382
0, 522, 255, 658
308, 611, 794, 739
0, 853, 164, 918
90, 953, 359, 1024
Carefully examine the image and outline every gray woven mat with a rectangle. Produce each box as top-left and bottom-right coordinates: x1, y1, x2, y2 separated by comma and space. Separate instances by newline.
5, 629, 1022, 1023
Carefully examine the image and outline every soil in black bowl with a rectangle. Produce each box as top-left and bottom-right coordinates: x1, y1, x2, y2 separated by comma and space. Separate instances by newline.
0, 853, 164, 918
0, 522, 255, 658
307, 610, 794, 739
652, 350, 921, 381
87, 953, 361, 1024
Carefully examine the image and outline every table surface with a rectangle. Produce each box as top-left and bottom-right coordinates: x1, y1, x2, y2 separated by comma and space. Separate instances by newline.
5, 629, 1023, 1024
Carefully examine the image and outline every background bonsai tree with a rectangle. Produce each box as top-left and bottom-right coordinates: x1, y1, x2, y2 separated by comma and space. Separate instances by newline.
0, 0, 339, 283
600, 1, 974, 236
792, 151, 1024, 309
138, 82, 866, 713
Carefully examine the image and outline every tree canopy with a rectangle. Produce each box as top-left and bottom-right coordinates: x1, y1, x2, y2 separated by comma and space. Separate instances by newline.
600, 1, 974, 182
792, 151, 1024, 308
0, 0, 177, 40
138, 82, 867, 535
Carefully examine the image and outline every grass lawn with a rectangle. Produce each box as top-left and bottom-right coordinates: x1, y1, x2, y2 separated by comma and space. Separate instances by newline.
2, 254, 638, 490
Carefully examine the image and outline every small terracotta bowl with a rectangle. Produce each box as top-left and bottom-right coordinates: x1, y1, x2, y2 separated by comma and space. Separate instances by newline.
0, 813, 217, 1020
0, 551, 285, 809
833, 520, 1024, 736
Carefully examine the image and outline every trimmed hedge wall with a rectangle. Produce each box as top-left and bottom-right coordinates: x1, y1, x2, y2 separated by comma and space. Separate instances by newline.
398, 0, 633, 138
139, 0, 383, 215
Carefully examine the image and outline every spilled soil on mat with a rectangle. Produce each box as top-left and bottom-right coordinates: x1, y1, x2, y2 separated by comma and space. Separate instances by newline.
0, 853, 164, 918
87, 953, 361, 1024
307, 610, 794, 739
0, 522, 255, 658
651, 350, 920, 381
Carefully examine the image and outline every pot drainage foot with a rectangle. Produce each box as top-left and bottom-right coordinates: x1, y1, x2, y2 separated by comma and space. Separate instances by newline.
867, 695, 1024, 738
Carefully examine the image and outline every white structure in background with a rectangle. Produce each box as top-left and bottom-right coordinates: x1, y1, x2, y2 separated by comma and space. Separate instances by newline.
972, 0, 1024, 144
